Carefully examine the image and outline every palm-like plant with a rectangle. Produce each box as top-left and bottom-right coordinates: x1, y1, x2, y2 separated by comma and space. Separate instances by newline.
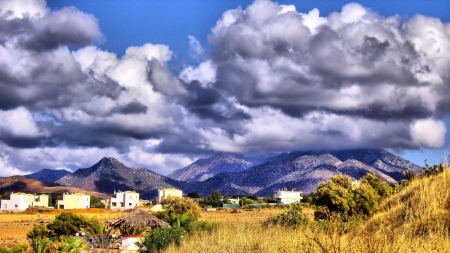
81, 223, 119, 249
29, 236, 51, 253
50, 237, 88, 253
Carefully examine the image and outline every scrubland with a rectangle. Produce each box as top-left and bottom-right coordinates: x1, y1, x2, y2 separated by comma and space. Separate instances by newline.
165, 170, 450, 253
2, 169, 450, 252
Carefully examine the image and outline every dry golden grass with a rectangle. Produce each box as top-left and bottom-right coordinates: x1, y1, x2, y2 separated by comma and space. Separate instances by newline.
0, 209, 127, 247
163, 170, 450, 253
3, 170, 450, 252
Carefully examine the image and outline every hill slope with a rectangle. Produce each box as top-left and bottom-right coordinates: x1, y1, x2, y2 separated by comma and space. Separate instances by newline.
24, 169, 72, 183
0, 176, 107, 198
56, 157, 189, 199
168, 152, 260, 182
184, 149, 419, 196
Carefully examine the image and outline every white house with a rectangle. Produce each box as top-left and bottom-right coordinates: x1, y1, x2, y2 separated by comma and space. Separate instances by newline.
56, 193, 90, 209
156, 188, 182, 204
274, 189, 303, 204
0, 192, 49, 212
108, 190, 140, 210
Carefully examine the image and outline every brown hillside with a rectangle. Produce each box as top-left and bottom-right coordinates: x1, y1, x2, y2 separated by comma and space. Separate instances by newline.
0, 176, 108, 198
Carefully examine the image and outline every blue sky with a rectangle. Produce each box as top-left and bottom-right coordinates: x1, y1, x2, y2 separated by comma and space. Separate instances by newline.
0, 0, 449, 175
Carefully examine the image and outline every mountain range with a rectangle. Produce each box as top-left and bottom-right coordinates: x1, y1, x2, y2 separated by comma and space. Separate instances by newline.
1, 149, 423, 199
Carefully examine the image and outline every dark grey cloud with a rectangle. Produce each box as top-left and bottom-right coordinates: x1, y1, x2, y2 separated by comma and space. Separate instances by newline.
208, 2, 448, 126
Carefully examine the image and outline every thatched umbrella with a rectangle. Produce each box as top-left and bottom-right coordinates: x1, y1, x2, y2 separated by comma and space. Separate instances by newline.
110, 209, 170, 233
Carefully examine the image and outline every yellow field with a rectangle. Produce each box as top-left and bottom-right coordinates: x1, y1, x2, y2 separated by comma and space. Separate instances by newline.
0, 209, 127, 248
3, 165, 450, 253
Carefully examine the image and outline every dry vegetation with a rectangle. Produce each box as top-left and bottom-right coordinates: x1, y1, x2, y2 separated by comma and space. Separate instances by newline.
0, 209, 126, 247
164, 169, 450, 253
3, 169, 450, 252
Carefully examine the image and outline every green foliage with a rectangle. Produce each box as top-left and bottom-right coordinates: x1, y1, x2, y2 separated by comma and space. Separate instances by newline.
311, 173, 392, 221
46, 212, 99, 238
28, 236, 51, 253
186, 220, 220, 235
47, 194, 52, 207
81, 223, 118, 248
402, 169, 415, 181
205, 190, 223, 207
90, 195, 105, 208
137, 226, 185, 253
262, 204, 309, 228
121, 226, 148, 235
156, 196, 202, 225
51, 236, 89, 253
187, 192, 200, 198
422, 162, 446, 177
0, 191, 12, 200
311, 174, 355, 220
27, 225, 50, 240
0, 244, 28, 253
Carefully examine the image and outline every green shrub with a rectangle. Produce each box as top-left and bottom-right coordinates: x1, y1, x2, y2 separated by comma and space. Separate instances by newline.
28, 236, 51, 253
137, 226, 185, 253
47, 212, 99, 238
155, 196, 202, 228
262, 204, 309, 228
311, 173, 392, 221
51, 236, 89, 253
187, 220, 220, 235
0, 244, 29, 253
27, 225, 50, 240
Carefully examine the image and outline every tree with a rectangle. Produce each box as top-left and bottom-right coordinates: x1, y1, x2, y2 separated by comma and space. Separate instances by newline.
311, 174, 356, 220
90, 196, 105, 208
46, 212, 99, 238
155, 196, 202, 228
187, 192, 200, 198
137, 226, 185, 253
0, 191, 12, 200
207, 190, 222, 207
47, 194, 52, 207
311, 173, 392, 221
262, 204, 309, 228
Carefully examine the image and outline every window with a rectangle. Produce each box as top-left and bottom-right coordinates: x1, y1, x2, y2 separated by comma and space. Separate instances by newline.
129, 203, 132, 206
128, 195, 132, 200
15, 204, 18, 208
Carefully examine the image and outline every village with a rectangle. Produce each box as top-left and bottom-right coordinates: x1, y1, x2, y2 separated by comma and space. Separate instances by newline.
0, 188, 304, 252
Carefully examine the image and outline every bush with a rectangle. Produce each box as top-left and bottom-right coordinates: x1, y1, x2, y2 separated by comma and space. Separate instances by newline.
137, 226, 185, 253
262, 204, 309, 228
51, 236, 89, 253
310, 173, 392, 221
155, 196, 202, 228
47, 212, 99, 238
28, 236, 51, 253
27, 225, 50, 240
0, 244, 28, 253
187, 220, 220, 235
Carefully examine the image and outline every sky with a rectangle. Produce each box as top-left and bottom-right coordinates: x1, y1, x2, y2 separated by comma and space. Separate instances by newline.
0, 0, 449, 176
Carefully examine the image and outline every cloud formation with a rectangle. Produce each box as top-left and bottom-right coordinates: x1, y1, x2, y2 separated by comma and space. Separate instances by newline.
0, 0, 449, 176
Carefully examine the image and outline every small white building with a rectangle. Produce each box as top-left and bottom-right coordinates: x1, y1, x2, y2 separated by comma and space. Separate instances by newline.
108, 190, 140, 210
156, 188, 182, 204
56, 193, 90, 209
274, 189, 303, 204
1, 192, 49, 212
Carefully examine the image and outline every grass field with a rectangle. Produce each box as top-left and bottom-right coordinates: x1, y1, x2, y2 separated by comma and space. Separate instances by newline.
0, 209, 126, 247
2, 169, 450, 252
0, 207, 312, 249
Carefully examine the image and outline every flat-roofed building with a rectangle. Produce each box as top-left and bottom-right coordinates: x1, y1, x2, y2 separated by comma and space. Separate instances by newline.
56, 193, 90, 209
156, 188, 182, 204
0, 192, 49, 211
108, 190, 140, 210
274, 189, 303, 205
